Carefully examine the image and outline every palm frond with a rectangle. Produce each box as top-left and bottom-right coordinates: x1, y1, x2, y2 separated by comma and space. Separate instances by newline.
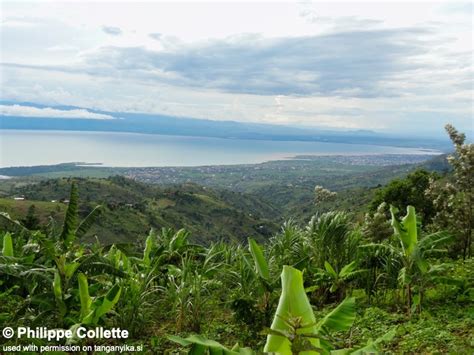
0, 213, 29, 233
76, 205, 102, 239
60, 182, 79, 247
417, 231, 452, 252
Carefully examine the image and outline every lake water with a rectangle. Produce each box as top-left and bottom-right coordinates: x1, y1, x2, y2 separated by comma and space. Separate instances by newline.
0, 130, 440, 168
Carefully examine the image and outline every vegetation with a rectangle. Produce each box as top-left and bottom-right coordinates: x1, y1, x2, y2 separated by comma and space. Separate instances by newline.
0, 154, 447, 224
369, 169, 438, 224
0, 177, 277, 245
427, 124, 473, 259
0, 126, 472, 353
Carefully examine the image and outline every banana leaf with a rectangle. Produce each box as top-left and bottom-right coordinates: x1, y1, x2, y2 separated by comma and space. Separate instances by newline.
264, 265, 319, 354
248, 238, 270, 281
2, 232, 13, 257
168, 334, 254, 355
78, 273, 92, 321
390, 205, 417, 256
317, 297, 356, 333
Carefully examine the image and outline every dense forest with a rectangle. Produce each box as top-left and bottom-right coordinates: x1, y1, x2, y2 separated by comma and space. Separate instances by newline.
0, 124, 472, 354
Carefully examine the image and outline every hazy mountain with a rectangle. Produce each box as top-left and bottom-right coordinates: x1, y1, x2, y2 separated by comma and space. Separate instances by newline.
0, 101, 449, 150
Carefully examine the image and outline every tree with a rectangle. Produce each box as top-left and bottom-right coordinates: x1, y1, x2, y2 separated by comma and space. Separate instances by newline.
427, 124, 473, 259
314, 185, 337, 205
369, 169, 438, 224
362, 202, 392, 242
22, 204, 40, 230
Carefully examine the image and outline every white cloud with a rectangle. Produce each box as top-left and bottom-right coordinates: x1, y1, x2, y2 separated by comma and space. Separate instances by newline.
102, 26, 122, 36
47, 45, 80, 52
0, 105, 116, 120
0, 2, 472, 136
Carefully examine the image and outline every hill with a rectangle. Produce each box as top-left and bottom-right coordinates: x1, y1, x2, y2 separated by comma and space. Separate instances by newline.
0, 154, 450, 235
0, 176, 278, 245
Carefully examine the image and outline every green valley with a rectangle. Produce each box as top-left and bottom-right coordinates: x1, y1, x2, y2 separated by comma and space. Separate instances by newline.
0, 177, 278, 245
0, 126, 471, 354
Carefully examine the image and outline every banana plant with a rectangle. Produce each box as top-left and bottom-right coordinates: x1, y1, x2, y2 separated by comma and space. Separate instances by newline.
77, 273, 122, 325
245, 238, 276, 328
2, 232, 14, 257
390, 205, 452, 313
29, 182, 105, 285
169, 328, 395, 355
360, 206, 452, 314
0, 230, 52, 298
105, 241, 162, 336
315, 261, 366, 301
248, 238, 270, 282
1, 183, 125, 328
142, 229, 156, 268
168, 334, 254, 354
53, 269, 67, 321
170, 266, 362, 354
264, 266, 356, 354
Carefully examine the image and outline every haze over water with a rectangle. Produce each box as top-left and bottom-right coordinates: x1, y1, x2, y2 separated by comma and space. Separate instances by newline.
0, 130, 441, 168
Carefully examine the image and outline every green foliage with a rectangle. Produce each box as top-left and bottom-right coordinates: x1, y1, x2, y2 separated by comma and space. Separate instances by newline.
1, 177, 276, 245
427, 124, 474, 259
85, 282, 122, 325
75, 205, 102, 239
60, 181, 79, 248
315, 261, 365, 301
362, 205, 453, 314
391, 205, 418, 257
22, 204, 40, 230
2, 232, 13, 257
78, 273, 92, 321
318, 297, 356, 334
264, 266, 321, 354
170, 266, 358, 355
370, 169, 438, 224
362, 202, 392, 242
248, 238, 270, 281
306, 212, 360, 277
169, 334, 253, 354
0, 127, 472, 354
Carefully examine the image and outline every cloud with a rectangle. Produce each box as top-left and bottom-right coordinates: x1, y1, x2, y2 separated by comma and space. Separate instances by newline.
299, 9, 383, 30
47, 45, 79, 52
77, 28, 444, 98
149, 32, 162, 40
2, 19, 470, 102
0, 104, 116, 120
0, 2, 471, 136
1, 18, 38, 28
101, 26, 122, 36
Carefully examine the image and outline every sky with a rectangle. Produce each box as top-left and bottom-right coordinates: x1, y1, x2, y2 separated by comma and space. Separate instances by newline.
0, 0, 472, 137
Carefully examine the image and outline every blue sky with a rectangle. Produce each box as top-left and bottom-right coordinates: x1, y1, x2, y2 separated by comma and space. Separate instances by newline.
0, 1, 472, 137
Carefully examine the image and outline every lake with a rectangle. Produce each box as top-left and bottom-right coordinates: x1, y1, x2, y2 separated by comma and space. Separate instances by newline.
0, 130, 440, 168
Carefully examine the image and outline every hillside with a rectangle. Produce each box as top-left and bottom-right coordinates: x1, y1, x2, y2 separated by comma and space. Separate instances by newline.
0, 154, 450, 240
0, 176, 278, 245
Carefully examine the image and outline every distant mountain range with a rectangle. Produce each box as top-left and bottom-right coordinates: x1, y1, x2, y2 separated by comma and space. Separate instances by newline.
0, 101, 450, 150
